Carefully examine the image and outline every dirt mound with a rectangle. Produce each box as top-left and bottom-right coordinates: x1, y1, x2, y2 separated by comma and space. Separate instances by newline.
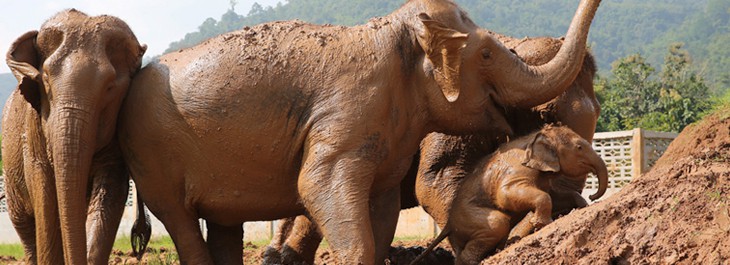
313, 239, 454, 265
482, 110, 730, 264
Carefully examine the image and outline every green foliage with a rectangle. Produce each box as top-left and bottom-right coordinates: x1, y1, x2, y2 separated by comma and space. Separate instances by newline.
597, 44, 713, 132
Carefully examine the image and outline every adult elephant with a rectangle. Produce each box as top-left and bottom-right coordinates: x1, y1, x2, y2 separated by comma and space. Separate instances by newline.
119, 0, 600, 263
263, 35, 600, 265
2, 10, 146, 265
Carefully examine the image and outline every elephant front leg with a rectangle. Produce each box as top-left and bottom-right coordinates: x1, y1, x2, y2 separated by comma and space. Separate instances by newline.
503, 186, 553, 231
86, 148, 131, 265
24, 158, 64, 264
507, 212, 536, 243
298, 155, 377, 265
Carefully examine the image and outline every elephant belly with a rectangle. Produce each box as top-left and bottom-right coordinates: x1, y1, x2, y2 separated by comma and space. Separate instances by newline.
194, 174, 304, 224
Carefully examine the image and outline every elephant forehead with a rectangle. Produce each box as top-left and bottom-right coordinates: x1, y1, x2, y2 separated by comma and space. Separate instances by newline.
39, 9, 133, 41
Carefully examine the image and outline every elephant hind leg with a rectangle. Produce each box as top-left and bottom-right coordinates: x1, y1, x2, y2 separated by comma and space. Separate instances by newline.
9, 211, 37, 264
370, 186, 401, 264
279, 215, 322, 265
206, 222, 243, 265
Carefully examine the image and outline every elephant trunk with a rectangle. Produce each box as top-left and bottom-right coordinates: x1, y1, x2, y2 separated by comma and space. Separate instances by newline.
496, 0, 601, 108
588, 152, 608, 201
49, 100, 98, 264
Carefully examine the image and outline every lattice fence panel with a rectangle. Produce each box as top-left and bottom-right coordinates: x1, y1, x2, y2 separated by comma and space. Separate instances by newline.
125, 180, 135, 207
645, 137, 675, 168
0, 176, 6, 213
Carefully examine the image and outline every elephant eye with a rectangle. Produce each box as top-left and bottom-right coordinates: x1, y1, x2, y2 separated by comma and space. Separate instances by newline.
481, 48, 491, 60
577, 144, 583, 150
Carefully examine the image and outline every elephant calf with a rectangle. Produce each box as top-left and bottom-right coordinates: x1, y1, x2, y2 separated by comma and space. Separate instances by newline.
414, 125, 608, 265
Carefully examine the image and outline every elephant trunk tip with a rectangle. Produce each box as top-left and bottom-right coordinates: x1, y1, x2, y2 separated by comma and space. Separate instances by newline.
588, 163, 608, 201
588, 191, 603, 201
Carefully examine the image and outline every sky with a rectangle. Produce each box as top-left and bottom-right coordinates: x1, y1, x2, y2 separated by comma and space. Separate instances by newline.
0, 0, 282, 74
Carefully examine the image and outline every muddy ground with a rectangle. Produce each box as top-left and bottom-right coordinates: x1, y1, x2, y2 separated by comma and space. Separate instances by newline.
26, 109, 726, 264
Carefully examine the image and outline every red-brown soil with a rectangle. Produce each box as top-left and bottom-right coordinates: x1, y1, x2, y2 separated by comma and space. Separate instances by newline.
482, 109, 730, 264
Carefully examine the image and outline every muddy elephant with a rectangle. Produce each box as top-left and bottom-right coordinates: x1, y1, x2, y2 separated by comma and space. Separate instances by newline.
414, 125, 608, 265
263, 34, 600, 264
119, 0, 600, 263
1, 9, 146, 265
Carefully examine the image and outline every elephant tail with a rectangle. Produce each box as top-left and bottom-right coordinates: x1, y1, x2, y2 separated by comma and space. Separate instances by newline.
131, 190, 152, 261
410, 226, 450, 265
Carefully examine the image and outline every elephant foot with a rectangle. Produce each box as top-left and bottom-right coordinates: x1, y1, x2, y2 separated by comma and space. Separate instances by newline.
261, 246, 283, 265
261, 245, 312, 265
530, 215, 553, 231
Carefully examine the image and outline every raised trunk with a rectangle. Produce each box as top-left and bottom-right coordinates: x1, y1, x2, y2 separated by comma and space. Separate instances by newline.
497, 0, 601, 108
49, 105, 96, 264
589, 153, 608, 201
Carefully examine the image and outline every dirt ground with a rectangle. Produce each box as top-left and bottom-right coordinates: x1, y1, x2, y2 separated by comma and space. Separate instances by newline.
93, 109, 730, 264
482, 109, 730, 264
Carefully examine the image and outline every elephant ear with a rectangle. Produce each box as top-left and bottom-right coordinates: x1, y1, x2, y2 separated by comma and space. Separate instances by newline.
522, 132, 560, 172
6, 30, 41, 112
416, 13, 469, 103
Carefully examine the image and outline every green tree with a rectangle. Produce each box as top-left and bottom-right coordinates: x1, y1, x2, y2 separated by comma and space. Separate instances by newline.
596, 54, 660, 132
597, 44, 712, 132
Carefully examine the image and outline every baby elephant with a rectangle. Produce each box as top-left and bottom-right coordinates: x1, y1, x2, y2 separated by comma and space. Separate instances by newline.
413, 125, 608, 265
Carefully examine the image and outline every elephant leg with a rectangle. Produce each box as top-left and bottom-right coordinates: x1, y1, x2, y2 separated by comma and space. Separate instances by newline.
370, 186, 401, 264
507, 212, 535, 244
269, 217, 295, 251
549, 189, 588, 217
24, 165, 63, 264
503, 186, 553, 230
279, 215, 322, 265
456, 238, 500, 265
262, 217, 295, 265
298, 155, 376, 264
12, 218, 37, 264
455, 207, 510, 265
86, 150, 130, 265
7, 198, 38, 264
156, 209, 213, 264
206, 222, 243, 265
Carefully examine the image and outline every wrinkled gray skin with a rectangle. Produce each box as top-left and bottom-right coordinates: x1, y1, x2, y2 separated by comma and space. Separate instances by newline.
263, 35, 599, 265
2, 9, 145, 265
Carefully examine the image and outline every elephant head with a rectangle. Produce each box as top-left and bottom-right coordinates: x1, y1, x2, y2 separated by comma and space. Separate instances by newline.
6, 9, 145, 263
523, 126, 608, 201
405, 0, 600, 134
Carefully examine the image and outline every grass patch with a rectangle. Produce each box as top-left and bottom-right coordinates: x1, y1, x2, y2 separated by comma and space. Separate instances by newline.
113, 235, 176, 253
0, 243, 24, 258
245, 239, 271, 250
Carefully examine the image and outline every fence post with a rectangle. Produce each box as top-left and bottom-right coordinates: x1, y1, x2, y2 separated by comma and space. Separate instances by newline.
631, 128, 645, 178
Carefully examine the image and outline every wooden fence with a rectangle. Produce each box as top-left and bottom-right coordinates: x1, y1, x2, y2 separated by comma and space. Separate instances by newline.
0, 128, 679, 242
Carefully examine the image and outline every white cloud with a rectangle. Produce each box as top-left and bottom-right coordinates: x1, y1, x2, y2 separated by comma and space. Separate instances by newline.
0, 0, 282, 73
